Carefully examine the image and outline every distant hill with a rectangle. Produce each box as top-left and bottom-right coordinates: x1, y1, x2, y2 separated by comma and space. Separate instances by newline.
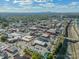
0, 12, 52, 16
0, 12, 79, 16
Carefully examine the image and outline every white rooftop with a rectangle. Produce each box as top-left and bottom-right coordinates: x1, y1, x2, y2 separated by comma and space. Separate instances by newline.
22, 35, 33, 41
47, 29, 56, 33
29, 26, 37, 30
42, 33, 50, 37
34, 40, 46, 46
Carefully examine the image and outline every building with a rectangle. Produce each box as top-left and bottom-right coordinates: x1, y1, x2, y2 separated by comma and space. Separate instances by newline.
14, 55, 31, 59
56, 23, 62, 28
7, 33, 21, 42
8, 28, 18, 33
33, 40, 47, 47
38, 36, 50, 42
42, 32, 51, 38
58, 27, 65, 34
0, 51, 8, 59
47, 29, 56, 34
6, 46, 19, 57
0, 29, 5, 33
0, 42, 9, 51
22, 35, 34, 42
29, 26, 37, 31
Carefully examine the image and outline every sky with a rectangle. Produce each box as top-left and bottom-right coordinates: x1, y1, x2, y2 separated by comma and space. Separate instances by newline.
0, 0, 79, 13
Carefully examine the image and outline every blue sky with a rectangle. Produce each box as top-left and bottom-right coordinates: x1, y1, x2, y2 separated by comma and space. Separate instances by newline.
0, 0, 79, 12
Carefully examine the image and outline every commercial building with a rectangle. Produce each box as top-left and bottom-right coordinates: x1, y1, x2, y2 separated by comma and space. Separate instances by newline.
0, 51, 8, 59
22, 35, 34, 42
33, 40, 47, 47
29, 26, 37, 31
6, 46, 19, 57
47, 29, 56, 34
42, 32, 51, 38
7, 33, 21, 42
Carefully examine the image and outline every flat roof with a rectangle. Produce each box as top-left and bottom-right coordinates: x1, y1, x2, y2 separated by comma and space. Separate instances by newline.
22, 35, 33, 41
47, 29, 56, 33
34, 40, 46, 46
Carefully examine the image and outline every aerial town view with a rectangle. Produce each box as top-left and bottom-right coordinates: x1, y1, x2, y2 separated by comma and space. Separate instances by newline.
0, 0, 79, 59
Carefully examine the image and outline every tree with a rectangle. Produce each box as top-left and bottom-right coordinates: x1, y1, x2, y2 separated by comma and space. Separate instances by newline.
2, 22, 8, 27
32, 54, 37, 59
23, 49, 42, 59
23, 49, 32, 56
32, 52, 42, 59
0, 35, 7, 42
47, 53, 53, 59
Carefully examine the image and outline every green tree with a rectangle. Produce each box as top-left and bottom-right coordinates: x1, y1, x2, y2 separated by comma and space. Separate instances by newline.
32, 52, 42, 59
0, 35, 7, 42
47, 53, 53, 59
23, 49, 32, 56
23, 49, 42, 59
2, 22, 9, 28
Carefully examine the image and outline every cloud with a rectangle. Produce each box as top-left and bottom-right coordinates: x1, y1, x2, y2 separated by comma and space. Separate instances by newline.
0, 6, 50, 13
5, 0, 10, 1
34, 0, 48, 2
12, 0, 33, 7
68, 2, 79, 8
70, 2, 79, 6
0, 0, 79, 12
54, 1, 79, 9
38, 3, 55, 8
13, 0, 32, 4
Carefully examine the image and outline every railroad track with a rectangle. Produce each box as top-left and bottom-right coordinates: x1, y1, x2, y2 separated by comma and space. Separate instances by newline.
70, 43, 77, 59
68, 24, 78, 59
73, 25, 79, 59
